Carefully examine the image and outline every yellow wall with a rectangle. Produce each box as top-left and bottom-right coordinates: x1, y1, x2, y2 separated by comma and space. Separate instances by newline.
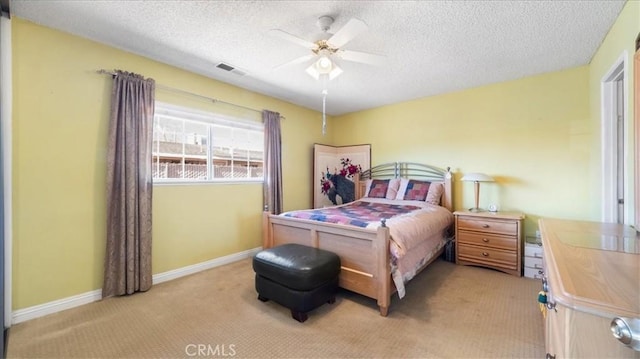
12, 18, 327, 309
588, 0, 639, 224
333, 67, 591, 234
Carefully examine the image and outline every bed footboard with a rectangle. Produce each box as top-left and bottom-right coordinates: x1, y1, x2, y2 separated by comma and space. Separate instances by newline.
263, 211, 392, 316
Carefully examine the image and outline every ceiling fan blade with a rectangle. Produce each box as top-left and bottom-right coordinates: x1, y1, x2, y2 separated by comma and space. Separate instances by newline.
327, 18, 368, 48
269, 29, 316, 50
274, 54, 316, 70
338, 49, 386, 66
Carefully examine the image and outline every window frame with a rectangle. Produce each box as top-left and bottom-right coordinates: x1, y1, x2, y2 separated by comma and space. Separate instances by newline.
152, 101, 264, 185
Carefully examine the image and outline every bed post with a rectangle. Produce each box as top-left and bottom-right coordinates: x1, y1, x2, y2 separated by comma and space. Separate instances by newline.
354, 173, 367, 200
262, 211, 273, 249
375, 222, 391, 316
442, 167, 453, 212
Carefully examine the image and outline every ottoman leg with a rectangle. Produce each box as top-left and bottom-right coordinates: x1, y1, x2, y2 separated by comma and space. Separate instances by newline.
291, 310, 308, 323
257, 294, 269, 302
327, 296, 336, 304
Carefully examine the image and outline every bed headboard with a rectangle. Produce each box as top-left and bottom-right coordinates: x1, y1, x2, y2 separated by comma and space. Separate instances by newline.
355, 162, 453, 211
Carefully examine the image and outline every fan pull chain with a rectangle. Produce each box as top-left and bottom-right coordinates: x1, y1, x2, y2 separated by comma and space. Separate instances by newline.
322, 89, 328, 135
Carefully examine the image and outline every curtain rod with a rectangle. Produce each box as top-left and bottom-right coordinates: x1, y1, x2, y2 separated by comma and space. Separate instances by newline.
96, 69, 284, 119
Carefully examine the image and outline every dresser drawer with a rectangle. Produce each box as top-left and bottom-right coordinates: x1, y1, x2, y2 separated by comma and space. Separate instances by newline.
458, 231, 517, 251
457, 217, 518, 236
457, 244, 517, 269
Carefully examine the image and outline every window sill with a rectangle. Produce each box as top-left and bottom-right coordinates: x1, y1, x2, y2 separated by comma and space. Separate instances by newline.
153, 179, 263, 186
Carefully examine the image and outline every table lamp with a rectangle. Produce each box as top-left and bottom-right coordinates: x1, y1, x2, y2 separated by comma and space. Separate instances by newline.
461, 173, 495, 212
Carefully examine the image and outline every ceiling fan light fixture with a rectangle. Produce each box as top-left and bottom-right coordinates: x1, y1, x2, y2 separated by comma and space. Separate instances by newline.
305, 65, 321, 80
305, 61, 342, 80
317, 56, 333, 72
328, 64, 343, 80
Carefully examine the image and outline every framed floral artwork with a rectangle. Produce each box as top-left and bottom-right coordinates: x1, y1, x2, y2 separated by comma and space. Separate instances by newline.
313, 143, 371, 208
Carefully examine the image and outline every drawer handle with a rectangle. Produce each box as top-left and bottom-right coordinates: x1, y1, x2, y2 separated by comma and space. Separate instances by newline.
482, 252, 489, 257
482, 224, 490, 228
534, 253, 543, 258
482, 238, 489, 243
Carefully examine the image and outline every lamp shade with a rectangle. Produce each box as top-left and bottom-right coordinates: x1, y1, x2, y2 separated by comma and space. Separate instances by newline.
461, 173, 494, 182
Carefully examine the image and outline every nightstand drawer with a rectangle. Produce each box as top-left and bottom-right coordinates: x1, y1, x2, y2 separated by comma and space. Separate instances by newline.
457, 244, 517, 269
457, 217, 518, 236
457, 231, 517, 251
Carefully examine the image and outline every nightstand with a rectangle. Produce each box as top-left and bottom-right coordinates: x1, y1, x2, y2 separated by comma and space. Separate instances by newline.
454, 210, 524, 276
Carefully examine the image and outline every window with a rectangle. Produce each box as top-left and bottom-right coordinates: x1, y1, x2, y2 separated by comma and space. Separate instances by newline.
152, 102, 264, 182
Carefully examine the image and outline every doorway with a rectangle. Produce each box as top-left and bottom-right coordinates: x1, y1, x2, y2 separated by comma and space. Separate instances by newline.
601, 53, 627, 224
635, 39, 640, 229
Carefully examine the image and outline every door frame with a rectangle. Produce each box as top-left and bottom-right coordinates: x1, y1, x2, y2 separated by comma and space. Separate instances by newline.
0, 13, 11, 332
634, 42, 639, 229
600, 51, 629, 223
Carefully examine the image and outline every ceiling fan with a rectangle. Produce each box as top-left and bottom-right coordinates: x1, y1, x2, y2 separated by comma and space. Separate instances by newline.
270, 15, 385, 80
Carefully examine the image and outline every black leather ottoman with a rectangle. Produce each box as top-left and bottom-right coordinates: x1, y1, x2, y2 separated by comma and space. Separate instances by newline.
253, 243, 340, 322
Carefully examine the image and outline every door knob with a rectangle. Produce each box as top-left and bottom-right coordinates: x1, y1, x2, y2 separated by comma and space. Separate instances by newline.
611, 317, 640, 351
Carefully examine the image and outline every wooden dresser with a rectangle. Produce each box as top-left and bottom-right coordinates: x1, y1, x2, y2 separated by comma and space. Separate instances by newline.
454, 210, 524, 276
540, 218, 640, 358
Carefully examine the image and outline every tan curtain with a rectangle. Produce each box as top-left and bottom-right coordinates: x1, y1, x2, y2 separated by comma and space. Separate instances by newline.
103, 71, 155, 298
263, 110, 283, 214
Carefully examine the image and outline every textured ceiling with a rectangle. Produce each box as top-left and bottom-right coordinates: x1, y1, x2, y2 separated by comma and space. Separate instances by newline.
11, 0, 626, 116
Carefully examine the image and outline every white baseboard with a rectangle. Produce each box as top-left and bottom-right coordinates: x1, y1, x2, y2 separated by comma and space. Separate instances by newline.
152, 247, 262, 284
12, 289, 103, 324
11, 247, 262, 324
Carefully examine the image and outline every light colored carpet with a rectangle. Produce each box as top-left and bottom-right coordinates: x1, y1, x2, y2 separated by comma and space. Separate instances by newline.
7, 258, 544, 358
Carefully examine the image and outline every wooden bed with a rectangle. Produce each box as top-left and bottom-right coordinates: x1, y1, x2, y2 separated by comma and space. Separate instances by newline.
262, 162, 453, 316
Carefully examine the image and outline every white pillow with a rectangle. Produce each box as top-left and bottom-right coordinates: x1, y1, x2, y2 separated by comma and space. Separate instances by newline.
425, 182, 444, 205
395, 178, 410, 200
386, 178, 401, 199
